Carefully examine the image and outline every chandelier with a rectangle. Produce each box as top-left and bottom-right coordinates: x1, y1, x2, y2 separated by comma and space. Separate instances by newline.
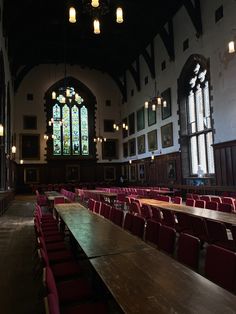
69, 0, 124, 34
113, 121, 128, 131
144, 81, 167, 111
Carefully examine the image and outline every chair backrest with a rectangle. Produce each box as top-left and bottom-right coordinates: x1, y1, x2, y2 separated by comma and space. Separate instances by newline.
45, 267, 59, 301
44, 293, 60, 314
104, 204, 111, 219
88, 198, 95, 211
113, 209, 124, 227
177, 233, 200, 271
161, 208, 176, 228
175, 212, 192, 234
218, 202, 233, 213
158, 225, 176, 255
222, 197, 235, 208
190, 216, 209, 243
206, 219, 228, 244
131, 215, 145, 239
94, 201, 102, 214
186, 198, 195, 207
140, 204, 152, 219
150, 206, 162, 222
205, 201, 218, 211
123, 212, 133, 232
192, 194, 200, 200
172, 196, 182, 204
205, 245, 236, 293
145, 220, 161, 246
54, 196, 65, 205
195, 200, 206, 208
210, 196, 222, 203
129, 202, 141, 215
200, 195, 211, 202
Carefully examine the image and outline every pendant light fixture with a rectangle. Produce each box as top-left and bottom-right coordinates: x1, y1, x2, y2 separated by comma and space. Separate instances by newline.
144, 81, 167, 111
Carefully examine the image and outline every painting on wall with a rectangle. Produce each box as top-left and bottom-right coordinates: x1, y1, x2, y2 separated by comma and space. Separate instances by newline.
104, 166, 116, 181
148, 105, 156, 126
24, 168, 39, 183
66, 165, 80, 182
138, 163, 146, 181
129, 164, 137, 182
161, 88, 172, 120
129, 113, 135, 135
137, 107, 145, 131
21, 134, 40, 159
123, 142, 128, 158
23, 115, 37, 130
121, 164, 129, 180
148, 129, 158, 151
129, 138, 136, 156
167, 160, 176, 181
137, 134, 145, 154
161, 123, 173, 148
102, 139, 118, 160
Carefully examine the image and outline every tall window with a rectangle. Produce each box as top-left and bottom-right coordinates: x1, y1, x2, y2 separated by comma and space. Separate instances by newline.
51, 87, 89, 156
187, 64, 214, 175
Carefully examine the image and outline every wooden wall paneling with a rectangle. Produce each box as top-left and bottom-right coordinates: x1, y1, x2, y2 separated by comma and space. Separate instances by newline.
220, 148, 227, 186
214, 149, 222, 185
225, 147, 233, 186
232, 146, 236, 186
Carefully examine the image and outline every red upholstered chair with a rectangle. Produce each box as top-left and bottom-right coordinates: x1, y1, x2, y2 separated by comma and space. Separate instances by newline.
205, 201, 218, 211
218, 202, 233, 213
45, 293, 108, 314
172, 196, 182, 204
123, 212, 133, 232
158, 225, 176, 255
150, 206, 162, 223
44, 266, 92, 305
88, 198, 95, 211
113, 209, 124, 227
205, 245, 236, 293
53, 197, 65, 206
145, 220, 161, 246
37, 194, 48, 206
206, 220, 235, 251
195, 200, 206, 208
104, 204, 111, 219
177, 233, 200, 271
175, 212, 192, 234
161, 208, 176, 228
131, 215, 145, 239
94, 201, 102, 214
222, 197, 235, 211
39, 248, 82, 280
185, 199, 195, 207
140, 204, 152, 219
190, 216, 209, 244
129, 201, 141, 215
199, 195, 211, 202
210, 196, 222, 203
192, 194, 200, 200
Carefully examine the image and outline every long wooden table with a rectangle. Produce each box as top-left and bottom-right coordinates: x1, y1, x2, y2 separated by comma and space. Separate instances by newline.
55, 203, 147, 258
55, 203, 236, 313
45, 191, 68, 201
140, 198, 236, 225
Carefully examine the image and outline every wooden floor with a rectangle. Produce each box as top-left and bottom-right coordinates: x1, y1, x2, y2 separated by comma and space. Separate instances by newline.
0, 195, 44, 314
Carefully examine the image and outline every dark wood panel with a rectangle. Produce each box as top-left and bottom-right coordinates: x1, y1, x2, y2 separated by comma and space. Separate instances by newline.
220, 148, 227, 186
226, 147, 233, 186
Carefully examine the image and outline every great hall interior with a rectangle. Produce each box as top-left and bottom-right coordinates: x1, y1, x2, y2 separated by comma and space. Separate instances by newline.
1, 0, 236, 313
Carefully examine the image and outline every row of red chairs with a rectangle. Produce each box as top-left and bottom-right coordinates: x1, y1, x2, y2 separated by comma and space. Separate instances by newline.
60, 189, 76, 202
186, 198, 235, 213
34, 204, 108, 314
187, 194, 236, 210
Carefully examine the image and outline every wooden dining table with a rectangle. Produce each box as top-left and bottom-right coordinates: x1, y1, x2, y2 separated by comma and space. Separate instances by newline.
139, 198, 236, 225
55, 202, 236, 314
44, 190, 68, 201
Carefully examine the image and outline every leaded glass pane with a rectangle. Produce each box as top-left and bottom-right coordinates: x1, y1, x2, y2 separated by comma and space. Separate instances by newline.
188, 91, 196, 133
71, 105, 80, 155
80, 105, 89, 155
190, 136, 198, 174
198, 134, 207, 173
206, 132, 215, 174
203, 81, 211, 129
62, 104, 71, 155
53, 104, 61, 155
196, 85, 204, 132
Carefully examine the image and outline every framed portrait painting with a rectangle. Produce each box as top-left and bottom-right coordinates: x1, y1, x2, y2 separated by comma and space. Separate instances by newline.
137, 134, 145, 154
148, 105, 156, 126
123, 142, 128, 158
138, 163, 146, 181
129, 138, 136, 156
21, 134, 40, 160
66, 165, 80, 182
161, 123, 173, 148
148, 130, 158, 151
128, 113, 135, 135
137, 107, 145, 131
167, 160, 176, 181
161, 88, 172, 120
24, 168, 39, 183
104, 166, 116, 181
129, 164, 137, 182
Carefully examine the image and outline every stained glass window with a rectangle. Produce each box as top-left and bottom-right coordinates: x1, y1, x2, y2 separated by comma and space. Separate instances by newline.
51, 88, 89, 156
187, 64, 214, 175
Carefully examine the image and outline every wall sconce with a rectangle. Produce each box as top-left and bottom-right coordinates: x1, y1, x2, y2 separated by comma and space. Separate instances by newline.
11, 146, 16, 154
0, 124, 3, 137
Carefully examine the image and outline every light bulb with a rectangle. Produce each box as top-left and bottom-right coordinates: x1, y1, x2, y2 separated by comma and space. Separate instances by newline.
113, 123, 117, 129
129, 160, 132, 164
228, 41, 235, 53
93, 19, 100, 34
157, 97, 162, 105
122, 123, 126, 128
125, 125, 128, 130
116, 126, 119, 131
91, 0, 99, 8
20, 159, 24, 164
116, 7, 123, 23
163, 100, 167, 107
144, 101, 149, 108
69, 7, 76, 23
152, 104, 156, 111
11, 146, 16, 154
104, 138, 107, 142
0, 124, 3, 136
52, 91, 56, 99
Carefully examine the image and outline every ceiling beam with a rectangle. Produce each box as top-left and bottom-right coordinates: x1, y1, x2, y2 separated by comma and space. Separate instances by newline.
128, 58, 141, 91
183, 0, 202, 36
142, 40, 156, 79
159, 20, 175, 61
109, 72, 127, 103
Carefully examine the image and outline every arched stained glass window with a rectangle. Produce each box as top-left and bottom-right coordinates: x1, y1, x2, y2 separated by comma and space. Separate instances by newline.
50, 87, 89, 156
